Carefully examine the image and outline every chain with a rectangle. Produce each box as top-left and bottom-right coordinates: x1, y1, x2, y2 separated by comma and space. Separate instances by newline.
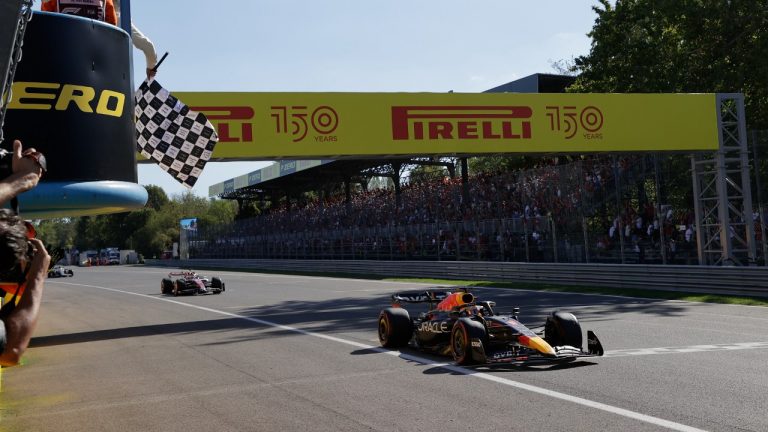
0, 0, 34, 147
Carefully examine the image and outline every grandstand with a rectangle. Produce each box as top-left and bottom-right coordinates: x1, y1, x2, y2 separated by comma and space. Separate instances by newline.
192, 154, 702, 265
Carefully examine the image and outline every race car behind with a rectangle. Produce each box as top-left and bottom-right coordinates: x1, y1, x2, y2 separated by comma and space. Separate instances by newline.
48, 265, 74, 278
161, 270, 225, 296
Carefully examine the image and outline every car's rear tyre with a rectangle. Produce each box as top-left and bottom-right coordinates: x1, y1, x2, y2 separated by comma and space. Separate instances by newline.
378, 308, 412, 348
451, 318, 486, 365
544, 311, 583, 348
174, 280, 184, 297
66, 270, 74, 277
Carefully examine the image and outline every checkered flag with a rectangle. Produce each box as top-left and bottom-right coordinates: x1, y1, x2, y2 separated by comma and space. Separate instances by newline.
134, 79, 218, 189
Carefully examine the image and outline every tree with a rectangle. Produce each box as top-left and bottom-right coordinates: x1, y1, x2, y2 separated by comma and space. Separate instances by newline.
408, 164, 449, 185
35, 218, 76, 249
144, 185, 169, 211
198, 199, 237, 229
235, 200, 262, 220
571, 0, 768, 128
569, 0, 768, 222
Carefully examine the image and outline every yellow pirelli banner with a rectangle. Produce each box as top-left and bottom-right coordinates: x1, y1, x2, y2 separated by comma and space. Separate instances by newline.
173, 92, 720, 159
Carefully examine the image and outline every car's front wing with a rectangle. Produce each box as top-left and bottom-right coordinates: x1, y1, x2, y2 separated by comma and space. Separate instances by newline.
470, 330, 604, 365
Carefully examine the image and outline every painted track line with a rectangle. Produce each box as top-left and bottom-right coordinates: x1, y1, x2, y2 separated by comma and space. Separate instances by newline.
604, 341, 768, 357
53, 281, 709, 432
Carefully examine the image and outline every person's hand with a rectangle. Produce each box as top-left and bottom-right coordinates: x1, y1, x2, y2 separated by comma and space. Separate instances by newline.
146, 68, 156, 80
9, 140, 43, 193
26, 238, 51, 280
12, 140, 43, 179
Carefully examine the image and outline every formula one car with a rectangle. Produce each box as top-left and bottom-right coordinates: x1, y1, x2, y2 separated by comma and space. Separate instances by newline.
161, 270, 225, 296
48, 265, 74, 278
378, 288, 604, 365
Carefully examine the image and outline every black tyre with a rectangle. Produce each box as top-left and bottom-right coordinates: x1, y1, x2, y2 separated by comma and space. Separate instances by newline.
211, 277, 225, 293
544, 311, 583, 348
214, 282, 225, 294
161, 278, 172, 294
451, 318, 487, 365
174, 279, 184, 296
67, 270, 74, 277
378, 308, 412, 348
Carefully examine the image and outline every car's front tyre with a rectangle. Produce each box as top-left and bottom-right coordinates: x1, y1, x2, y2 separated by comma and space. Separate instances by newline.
214, 282, 225, 294
211, 277, 225, 293
161, 278, 172, 294
451, 318, 486, 365
544, 311, 583, 348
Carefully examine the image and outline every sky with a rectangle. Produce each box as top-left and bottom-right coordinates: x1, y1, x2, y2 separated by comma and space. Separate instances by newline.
125, 0, 602, 198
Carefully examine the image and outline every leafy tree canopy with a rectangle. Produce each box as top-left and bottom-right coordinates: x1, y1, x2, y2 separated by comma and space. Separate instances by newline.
571, 0, 768, 128
39, 186, 238, 259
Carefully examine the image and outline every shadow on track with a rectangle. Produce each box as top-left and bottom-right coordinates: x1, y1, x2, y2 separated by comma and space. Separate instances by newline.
350, 346, 599, 374
31, 287, 691, 348
29, 318, 298, 348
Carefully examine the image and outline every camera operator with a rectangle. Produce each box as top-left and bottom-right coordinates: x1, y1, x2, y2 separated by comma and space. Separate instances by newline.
0, 139, 48, 367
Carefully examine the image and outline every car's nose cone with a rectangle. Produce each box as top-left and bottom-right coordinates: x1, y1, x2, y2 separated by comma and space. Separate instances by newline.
518, 335, 556, 356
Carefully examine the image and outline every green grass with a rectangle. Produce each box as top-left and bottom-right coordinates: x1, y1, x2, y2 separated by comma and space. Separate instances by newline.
383, 278, 768, 306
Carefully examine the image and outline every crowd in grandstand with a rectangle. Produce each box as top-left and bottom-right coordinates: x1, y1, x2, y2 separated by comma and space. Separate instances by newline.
191, 156, 715, 264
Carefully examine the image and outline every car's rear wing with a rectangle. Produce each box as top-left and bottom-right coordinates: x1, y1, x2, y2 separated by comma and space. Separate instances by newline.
391, 288, 472, 308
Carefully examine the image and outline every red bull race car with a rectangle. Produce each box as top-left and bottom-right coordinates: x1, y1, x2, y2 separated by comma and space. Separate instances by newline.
378, 288, 603, 365
161, 271, 225, 296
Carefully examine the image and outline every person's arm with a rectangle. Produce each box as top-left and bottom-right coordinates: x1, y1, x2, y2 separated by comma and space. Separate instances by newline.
131, 23, 158, 79
0, 239, 50, 366
0, 141, 42, 207
0, 172, 39, 207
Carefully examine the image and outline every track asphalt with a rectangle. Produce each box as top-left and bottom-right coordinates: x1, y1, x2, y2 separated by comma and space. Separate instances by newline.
1, 266, 767, 431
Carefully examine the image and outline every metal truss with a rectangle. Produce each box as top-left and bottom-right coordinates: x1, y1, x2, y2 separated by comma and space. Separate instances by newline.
691, 94, 756, 265
0, 0, 33, 145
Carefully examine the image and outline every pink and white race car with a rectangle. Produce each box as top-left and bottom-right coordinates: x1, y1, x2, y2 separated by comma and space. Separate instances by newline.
161, 270, 225, 296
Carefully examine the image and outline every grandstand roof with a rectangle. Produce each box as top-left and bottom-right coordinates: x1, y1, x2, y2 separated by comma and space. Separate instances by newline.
209, 158, 420, 200
209, 73, 574, 200
483, 73, 576, 93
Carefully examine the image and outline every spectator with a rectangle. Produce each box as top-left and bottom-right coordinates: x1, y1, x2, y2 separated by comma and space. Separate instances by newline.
41, 0, 117, 25
0, 210, 50, 366
42, 0, 159, 80
0, 139, 47, 367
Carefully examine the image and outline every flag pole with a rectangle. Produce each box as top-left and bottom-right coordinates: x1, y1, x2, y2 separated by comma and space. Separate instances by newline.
152, 52, 169, 72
